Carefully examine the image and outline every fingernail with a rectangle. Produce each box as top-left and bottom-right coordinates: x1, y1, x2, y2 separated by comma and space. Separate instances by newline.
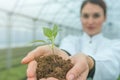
21, 57, 27, 63
68, 74, 74, 80
22, 58, 25, 61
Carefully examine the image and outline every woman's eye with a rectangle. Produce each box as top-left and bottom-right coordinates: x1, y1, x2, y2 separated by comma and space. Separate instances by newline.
93, 13, 100, 18
82, 14, 89, 19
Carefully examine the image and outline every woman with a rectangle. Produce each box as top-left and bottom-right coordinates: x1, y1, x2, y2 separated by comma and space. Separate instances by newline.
21, 0, 120, 80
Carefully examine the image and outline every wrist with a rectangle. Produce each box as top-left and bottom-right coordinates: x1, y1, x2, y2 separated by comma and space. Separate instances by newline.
61, 49, 71, 56
87, 55, 96, 78
87, 56, 94, 71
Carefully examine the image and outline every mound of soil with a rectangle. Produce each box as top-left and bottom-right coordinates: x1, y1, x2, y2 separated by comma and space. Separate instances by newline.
35, 54, 73, 80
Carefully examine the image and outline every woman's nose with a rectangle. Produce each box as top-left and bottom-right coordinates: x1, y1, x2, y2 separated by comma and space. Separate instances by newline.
88, 17, 94, 24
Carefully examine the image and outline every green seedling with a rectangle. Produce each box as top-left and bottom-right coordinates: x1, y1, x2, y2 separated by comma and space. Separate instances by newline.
31, 24, 59, 53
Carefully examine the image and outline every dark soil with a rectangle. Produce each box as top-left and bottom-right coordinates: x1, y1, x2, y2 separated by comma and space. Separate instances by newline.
35, 54, 73, 80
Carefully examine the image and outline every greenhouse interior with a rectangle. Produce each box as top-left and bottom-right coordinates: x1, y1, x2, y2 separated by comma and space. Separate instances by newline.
0, 0, 120, 80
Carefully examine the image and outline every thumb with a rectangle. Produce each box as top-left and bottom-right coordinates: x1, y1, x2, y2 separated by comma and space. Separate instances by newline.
21, 52, 35, 64
66, 63, 83, 80
21, 47, 42, 64
21, 45, 50, 64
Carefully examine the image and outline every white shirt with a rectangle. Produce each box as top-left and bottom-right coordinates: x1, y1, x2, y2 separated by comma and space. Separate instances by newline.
60, 33, 120, 80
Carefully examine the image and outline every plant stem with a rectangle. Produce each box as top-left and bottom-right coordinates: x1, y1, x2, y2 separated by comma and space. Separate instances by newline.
51, 37, 57, 63
51, 37, 55, 54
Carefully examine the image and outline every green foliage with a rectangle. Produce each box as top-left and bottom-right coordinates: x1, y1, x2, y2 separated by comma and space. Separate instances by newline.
0, 65, 27, 80
43, 24, 58, 40
31, 40, 46, 44
32, 24, 59, 48
43, 24, 59, 47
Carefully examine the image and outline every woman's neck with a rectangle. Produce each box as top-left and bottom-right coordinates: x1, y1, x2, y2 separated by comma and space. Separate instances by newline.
88, 32, 101, 38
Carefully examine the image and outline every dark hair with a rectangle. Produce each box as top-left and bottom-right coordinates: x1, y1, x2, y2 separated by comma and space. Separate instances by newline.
80, 0, 107, 16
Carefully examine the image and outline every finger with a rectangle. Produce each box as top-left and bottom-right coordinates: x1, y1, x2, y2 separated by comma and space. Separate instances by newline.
21, 46, 45, 64
77, 75, 86, 80
66, 63, 84, 80
47, 77, 59, 80
27, 77, 37, 80
76, 76, 82, 80
80, 69, 89, 80
58, 50, 71, 60
27, 60, 37, 78
39, 78, 46, 80
75, 69, 89, 80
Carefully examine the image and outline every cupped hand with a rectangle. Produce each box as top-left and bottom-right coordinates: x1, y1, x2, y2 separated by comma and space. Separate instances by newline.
66, 53, 93, 80
21, 45, 70, 80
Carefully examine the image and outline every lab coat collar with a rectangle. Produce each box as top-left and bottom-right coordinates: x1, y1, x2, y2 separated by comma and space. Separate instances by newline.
82, 32, 103, 44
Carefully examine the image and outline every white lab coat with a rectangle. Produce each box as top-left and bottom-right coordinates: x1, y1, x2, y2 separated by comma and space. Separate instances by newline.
60, 33, 120, 80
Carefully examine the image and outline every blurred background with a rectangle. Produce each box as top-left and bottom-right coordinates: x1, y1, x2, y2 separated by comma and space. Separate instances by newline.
0, 0, 120, 80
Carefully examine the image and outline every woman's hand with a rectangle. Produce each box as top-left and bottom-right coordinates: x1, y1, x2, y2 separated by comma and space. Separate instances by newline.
21, 45, 94, 80
26, 61, 59, 80
21, 45, 70, 80
66, 53, 94, 80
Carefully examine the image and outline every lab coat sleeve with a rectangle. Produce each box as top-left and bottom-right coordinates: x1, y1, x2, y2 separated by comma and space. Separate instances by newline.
59, 36, 120, 80
90, 43, 120, 80
59, 35, 78, 55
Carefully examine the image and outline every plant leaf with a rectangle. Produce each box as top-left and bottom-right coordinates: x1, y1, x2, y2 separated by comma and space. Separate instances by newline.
52, 24, 58, 38
31, 40, 46, 43
43, 27, 52, 38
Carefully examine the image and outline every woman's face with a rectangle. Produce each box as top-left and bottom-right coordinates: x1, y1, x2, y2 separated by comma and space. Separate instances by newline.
81, 3, 106, 36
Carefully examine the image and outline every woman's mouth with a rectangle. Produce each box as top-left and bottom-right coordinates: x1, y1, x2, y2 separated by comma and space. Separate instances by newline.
87, 26, 95, 30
